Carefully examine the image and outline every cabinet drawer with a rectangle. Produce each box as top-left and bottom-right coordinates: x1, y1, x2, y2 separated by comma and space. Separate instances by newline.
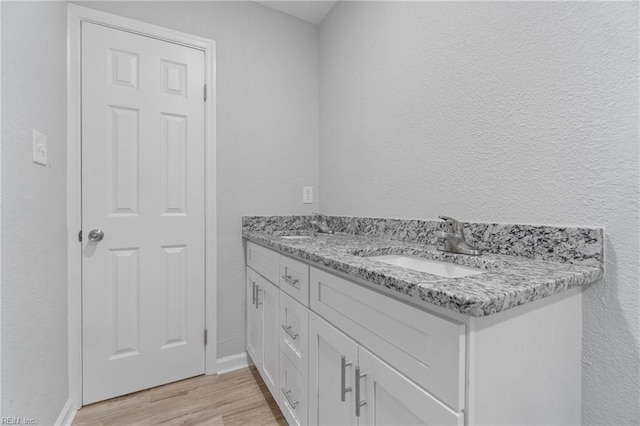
280, 355, 309, 426
246, 241, 280, 284
310, 267, 466, 411
280, 292, 309, 379
279, 255, 309, 306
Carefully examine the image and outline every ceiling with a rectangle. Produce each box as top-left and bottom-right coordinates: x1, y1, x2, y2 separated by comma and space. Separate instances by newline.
254, 1, 338, 25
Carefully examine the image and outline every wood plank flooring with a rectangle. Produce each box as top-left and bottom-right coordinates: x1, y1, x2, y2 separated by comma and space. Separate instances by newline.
73, 366, 287, 426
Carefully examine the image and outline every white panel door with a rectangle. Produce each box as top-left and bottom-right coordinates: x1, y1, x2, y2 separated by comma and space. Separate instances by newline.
81, 22, 206, 404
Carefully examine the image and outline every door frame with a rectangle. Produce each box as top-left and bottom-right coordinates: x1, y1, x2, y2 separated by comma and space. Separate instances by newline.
66, 4, 217, 409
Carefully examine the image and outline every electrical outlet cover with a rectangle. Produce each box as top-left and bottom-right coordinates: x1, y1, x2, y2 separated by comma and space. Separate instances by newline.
303, 186, 313, 204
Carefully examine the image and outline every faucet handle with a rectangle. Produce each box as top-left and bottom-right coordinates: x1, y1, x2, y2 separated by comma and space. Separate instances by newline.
438, 215, 460, 228
438, 216, 464, 238
311, 213, 334, 234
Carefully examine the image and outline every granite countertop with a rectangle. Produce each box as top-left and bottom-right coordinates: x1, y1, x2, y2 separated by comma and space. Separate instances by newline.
242, 225, 604, 317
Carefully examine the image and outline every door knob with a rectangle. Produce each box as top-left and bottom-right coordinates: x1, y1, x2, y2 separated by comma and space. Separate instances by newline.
88, 229, 104, 242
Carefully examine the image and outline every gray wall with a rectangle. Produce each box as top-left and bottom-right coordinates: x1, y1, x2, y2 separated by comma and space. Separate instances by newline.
1, 2, 69, 423
319, 2, 639, 424
75, 1, 320, 359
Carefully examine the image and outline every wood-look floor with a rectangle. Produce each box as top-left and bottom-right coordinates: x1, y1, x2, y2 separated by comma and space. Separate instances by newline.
73, 366, 287, 426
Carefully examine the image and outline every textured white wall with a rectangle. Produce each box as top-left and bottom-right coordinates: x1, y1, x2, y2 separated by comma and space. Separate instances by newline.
1, 2, 69, 423
75, 1, 320, 359
319, 2, 639, 424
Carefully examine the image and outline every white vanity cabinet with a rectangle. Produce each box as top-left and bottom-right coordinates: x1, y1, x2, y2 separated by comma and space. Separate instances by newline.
245, 240, 582, 426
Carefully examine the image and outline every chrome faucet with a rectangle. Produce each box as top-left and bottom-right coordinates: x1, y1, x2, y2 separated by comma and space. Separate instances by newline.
436, 216, 481, 256
310, 213, 334, 234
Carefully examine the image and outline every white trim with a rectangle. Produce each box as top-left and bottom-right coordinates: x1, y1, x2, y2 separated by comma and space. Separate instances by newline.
217, 352, 252, 375
66, 4, 217, 409
54, 399, 77, 426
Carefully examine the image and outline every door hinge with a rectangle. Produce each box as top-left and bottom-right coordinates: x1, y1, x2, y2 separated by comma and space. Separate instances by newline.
203, 84, 207, 102
78, 230, 82, 242
204, 329, 208, 346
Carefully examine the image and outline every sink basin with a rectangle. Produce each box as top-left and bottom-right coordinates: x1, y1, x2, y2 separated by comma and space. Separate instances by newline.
280, 235, 313, 240
370, 255, 485, 278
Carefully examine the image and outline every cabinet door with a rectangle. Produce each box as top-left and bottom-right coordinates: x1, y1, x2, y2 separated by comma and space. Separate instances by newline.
357, 347, 463, 426
258, 276, 280, 397
246, 267, 262, 368
309, 312, 358, 426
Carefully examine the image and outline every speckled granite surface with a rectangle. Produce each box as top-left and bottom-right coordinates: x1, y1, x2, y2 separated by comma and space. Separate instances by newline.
243, 215, 603, 266
242, 215, 604, 316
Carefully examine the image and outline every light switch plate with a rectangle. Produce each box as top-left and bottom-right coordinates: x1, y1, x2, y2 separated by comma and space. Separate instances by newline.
32, 129, 48, 166
303, 186, 313, 204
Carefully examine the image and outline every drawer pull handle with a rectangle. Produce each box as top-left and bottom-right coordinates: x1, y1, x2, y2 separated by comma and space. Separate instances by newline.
281, 387, 299, 409
355, 366, 367, 417
281, 324, 299, 340
281, 274, 299, 286
341, 355, 352, 402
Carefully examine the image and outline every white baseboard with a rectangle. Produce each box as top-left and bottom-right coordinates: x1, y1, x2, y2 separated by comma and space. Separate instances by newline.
55, 398, 77, 426
216, 352, 252, 374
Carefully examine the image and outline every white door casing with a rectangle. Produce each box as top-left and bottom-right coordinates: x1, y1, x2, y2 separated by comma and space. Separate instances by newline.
81, 21, 206, 404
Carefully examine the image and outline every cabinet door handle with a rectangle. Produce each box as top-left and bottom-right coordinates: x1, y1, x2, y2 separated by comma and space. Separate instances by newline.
252, 281, 256, 306
341, 355, 352, 402
281, 324, 299, 340
281, 274, 299, 286
281, 387, 299, 409
355, 366, 367, 417
255, 285, 262, 308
